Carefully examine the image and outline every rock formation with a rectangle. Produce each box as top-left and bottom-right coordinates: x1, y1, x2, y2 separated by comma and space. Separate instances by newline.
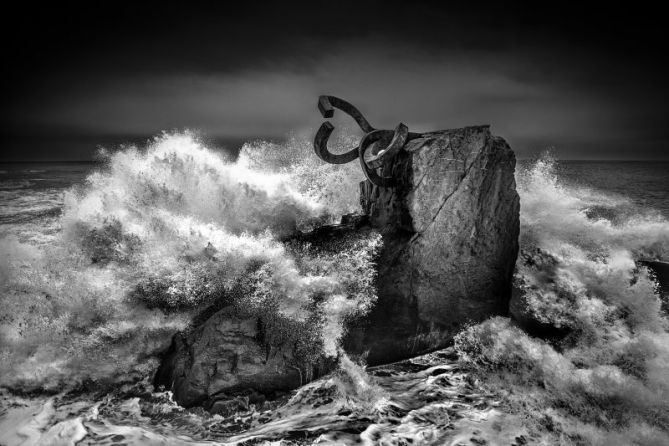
346, 125, 519, 364
156, 307, 301, 408
156, 125, 520, 407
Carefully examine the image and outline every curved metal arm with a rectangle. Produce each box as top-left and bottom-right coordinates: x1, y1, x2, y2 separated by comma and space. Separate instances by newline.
359, 128, 404, 188
317, 96, 374, 133
313, 95, 376, 164
364, 123, 408, 169
314, 121, 361, 164
312, 96, 419, 188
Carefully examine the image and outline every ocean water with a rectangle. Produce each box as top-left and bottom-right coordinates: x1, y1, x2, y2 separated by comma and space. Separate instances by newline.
0, 163, 94, 244
0, 135, 668, 445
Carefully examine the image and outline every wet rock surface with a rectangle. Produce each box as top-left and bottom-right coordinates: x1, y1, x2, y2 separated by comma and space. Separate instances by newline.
348, 125, 520, 364
155, 306, 335, 408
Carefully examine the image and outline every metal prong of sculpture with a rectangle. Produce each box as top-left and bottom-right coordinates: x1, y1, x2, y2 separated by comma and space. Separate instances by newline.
358, 125, 408, 188
313, 95, 420, 187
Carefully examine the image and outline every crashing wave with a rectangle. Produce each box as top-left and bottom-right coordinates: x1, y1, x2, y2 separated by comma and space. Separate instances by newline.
2, 138, 669, 445
0, 131, 375, 391
456, 155, 669, 445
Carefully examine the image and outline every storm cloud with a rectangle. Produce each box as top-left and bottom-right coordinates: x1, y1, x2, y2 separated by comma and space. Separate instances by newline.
2, 1, 667, 160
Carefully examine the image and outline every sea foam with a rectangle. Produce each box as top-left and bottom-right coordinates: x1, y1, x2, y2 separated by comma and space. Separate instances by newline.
0, 131, 376, 390
456, 155, 669, 445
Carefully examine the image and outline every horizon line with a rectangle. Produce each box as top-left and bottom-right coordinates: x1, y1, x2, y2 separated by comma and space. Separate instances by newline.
2, 158, 669, 164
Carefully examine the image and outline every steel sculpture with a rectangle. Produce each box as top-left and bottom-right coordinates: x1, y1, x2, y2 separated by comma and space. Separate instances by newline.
313, 95, 422, 187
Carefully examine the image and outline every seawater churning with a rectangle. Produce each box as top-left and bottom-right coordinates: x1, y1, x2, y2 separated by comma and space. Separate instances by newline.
313, 95, 425, 187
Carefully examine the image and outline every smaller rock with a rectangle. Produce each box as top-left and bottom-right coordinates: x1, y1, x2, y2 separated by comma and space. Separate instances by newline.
639, 260, 669, 313
247, 390, 266, 408
209, 396, 249, 416
154, 305, 335, 407
509, 248, 572, 340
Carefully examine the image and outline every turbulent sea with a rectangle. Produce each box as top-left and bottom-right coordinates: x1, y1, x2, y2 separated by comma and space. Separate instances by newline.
1, 133, 668, 445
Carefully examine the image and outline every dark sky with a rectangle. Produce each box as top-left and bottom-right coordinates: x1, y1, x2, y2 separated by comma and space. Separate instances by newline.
2, 1, 668, 161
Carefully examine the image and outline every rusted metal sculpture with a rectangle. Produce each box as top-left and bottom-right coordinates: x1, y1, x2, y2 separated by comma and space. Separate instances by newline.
314, 95, 421, 187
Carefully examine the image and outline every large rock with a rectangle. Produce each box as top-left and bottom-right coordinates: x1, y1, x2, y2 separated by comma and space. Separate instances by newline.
156, 125, 520, 406
345, 125, 520, 364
